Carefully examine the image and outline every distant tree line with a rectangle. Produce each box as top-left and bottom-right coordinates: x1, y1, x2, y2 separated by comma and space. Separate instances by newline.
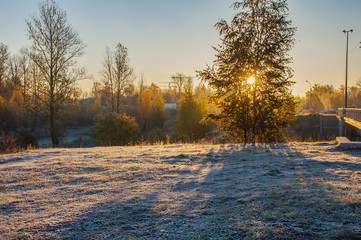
0, 1, 215, 148
299, 81, 361, 112
90, 71, 215, 145
1, 0, 303, 150
0, 0, 215, 151
0, 38, 215, 148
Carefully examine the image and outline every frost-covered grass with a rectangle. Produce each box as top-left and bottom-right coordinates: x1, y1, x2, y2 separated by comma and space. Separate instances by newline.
0, 142, 361, 239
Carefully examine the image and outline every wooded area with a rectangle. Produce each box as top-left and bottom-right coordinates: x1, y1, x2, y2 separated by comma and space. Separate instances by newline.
0, 0, 355, 152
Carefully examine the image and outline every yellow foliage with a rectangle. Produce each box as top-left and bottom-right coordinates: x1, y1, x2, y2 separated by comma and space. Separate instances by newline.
137, 89, 152, 117
8, 87, 25, 115
0, 95, 4, 106
137, 86, 166, 132
152, 89, 165, 112
91, 94, 103, 113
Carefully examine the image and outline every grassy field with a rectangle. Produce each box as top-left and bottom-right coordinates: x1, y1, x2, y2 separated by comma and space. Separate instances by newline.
1, 142, 361, 239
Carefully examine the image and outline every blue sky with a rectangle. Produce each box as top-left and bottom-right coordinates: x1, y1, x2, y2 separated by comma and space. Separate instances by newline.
1, 0, 361, 97
289, 0, 361, 96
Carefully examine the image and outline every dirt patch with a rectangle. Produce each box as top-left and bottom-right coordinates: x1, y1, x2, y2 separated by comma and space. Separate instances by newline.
0, 143, 361, 239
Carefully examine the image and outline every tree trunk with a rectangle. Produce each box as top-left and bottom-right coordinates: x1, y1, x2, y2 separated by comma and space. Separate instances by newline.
111, 92, 114, 112
110, 81, 114, 112
49, 100, 59, 147
116, 89, 120, 113
244, 129, 248, 144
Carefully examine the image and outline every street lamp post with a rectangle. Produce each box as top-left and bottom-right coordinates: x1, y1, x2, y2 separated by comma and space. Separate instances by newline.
343, 29, 353, 110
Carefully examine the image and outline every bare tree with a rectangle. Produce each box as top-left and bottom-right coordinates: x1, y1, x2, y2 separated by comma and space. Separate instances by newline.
8, 56, 22, 89
138, 72, 146, 92
101, 43, 134, 113
0, 43, 9, 94
170, 73, 193, 98
113, 43, 134, 113
26, 0, 85, 146
101, 47, 114, 111
26, 62, 44, 130
18, 51, 30, 103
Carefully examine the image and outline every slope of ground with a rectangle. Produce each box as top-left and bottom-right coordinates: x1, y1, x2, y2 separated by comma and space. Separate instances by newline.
0, 142, 361, 239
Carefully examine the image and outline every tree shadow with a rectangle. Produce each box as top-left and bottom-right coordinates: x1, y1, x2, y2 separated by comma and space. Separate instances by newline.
22, 144, 244, 239
6, 143, 361, 239
223, 143, 361, 239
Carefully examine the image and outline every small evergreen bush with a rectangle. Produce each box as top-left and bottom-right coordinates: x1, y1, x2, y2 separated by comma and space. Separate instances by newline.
15, 128, 39, 149
89, 113, 140, 146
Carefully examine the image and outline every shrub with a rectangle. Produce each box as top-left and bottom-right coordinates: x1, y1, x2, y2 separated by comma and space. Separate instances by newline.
89, 113, 140, 146
176, 92, 211, 141
147, 128, 169, 144
0, 131, 20, 154
15, 127, 39, 149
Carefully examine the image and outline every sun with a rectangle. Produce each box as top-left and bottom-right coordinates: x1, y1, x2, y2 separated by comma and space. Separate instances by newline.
247, 76, 255, 85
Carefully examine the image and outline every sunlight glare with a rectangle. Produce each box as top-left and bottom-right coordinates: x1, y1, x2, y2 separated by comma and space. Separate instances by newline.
247, 76, 255, 85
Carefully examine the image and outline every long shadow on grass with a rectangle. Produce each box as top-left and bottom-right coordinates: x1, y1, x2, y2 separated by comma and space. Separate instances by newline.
152, 143, 361, 239
21, 144, 247, 239
221, 143, 361, 239
17, 143, 361, 239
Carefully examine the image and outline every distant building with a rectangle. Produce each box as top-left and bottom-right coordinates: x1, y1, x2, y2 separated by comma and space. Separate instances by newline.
164, 103, 176, 110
